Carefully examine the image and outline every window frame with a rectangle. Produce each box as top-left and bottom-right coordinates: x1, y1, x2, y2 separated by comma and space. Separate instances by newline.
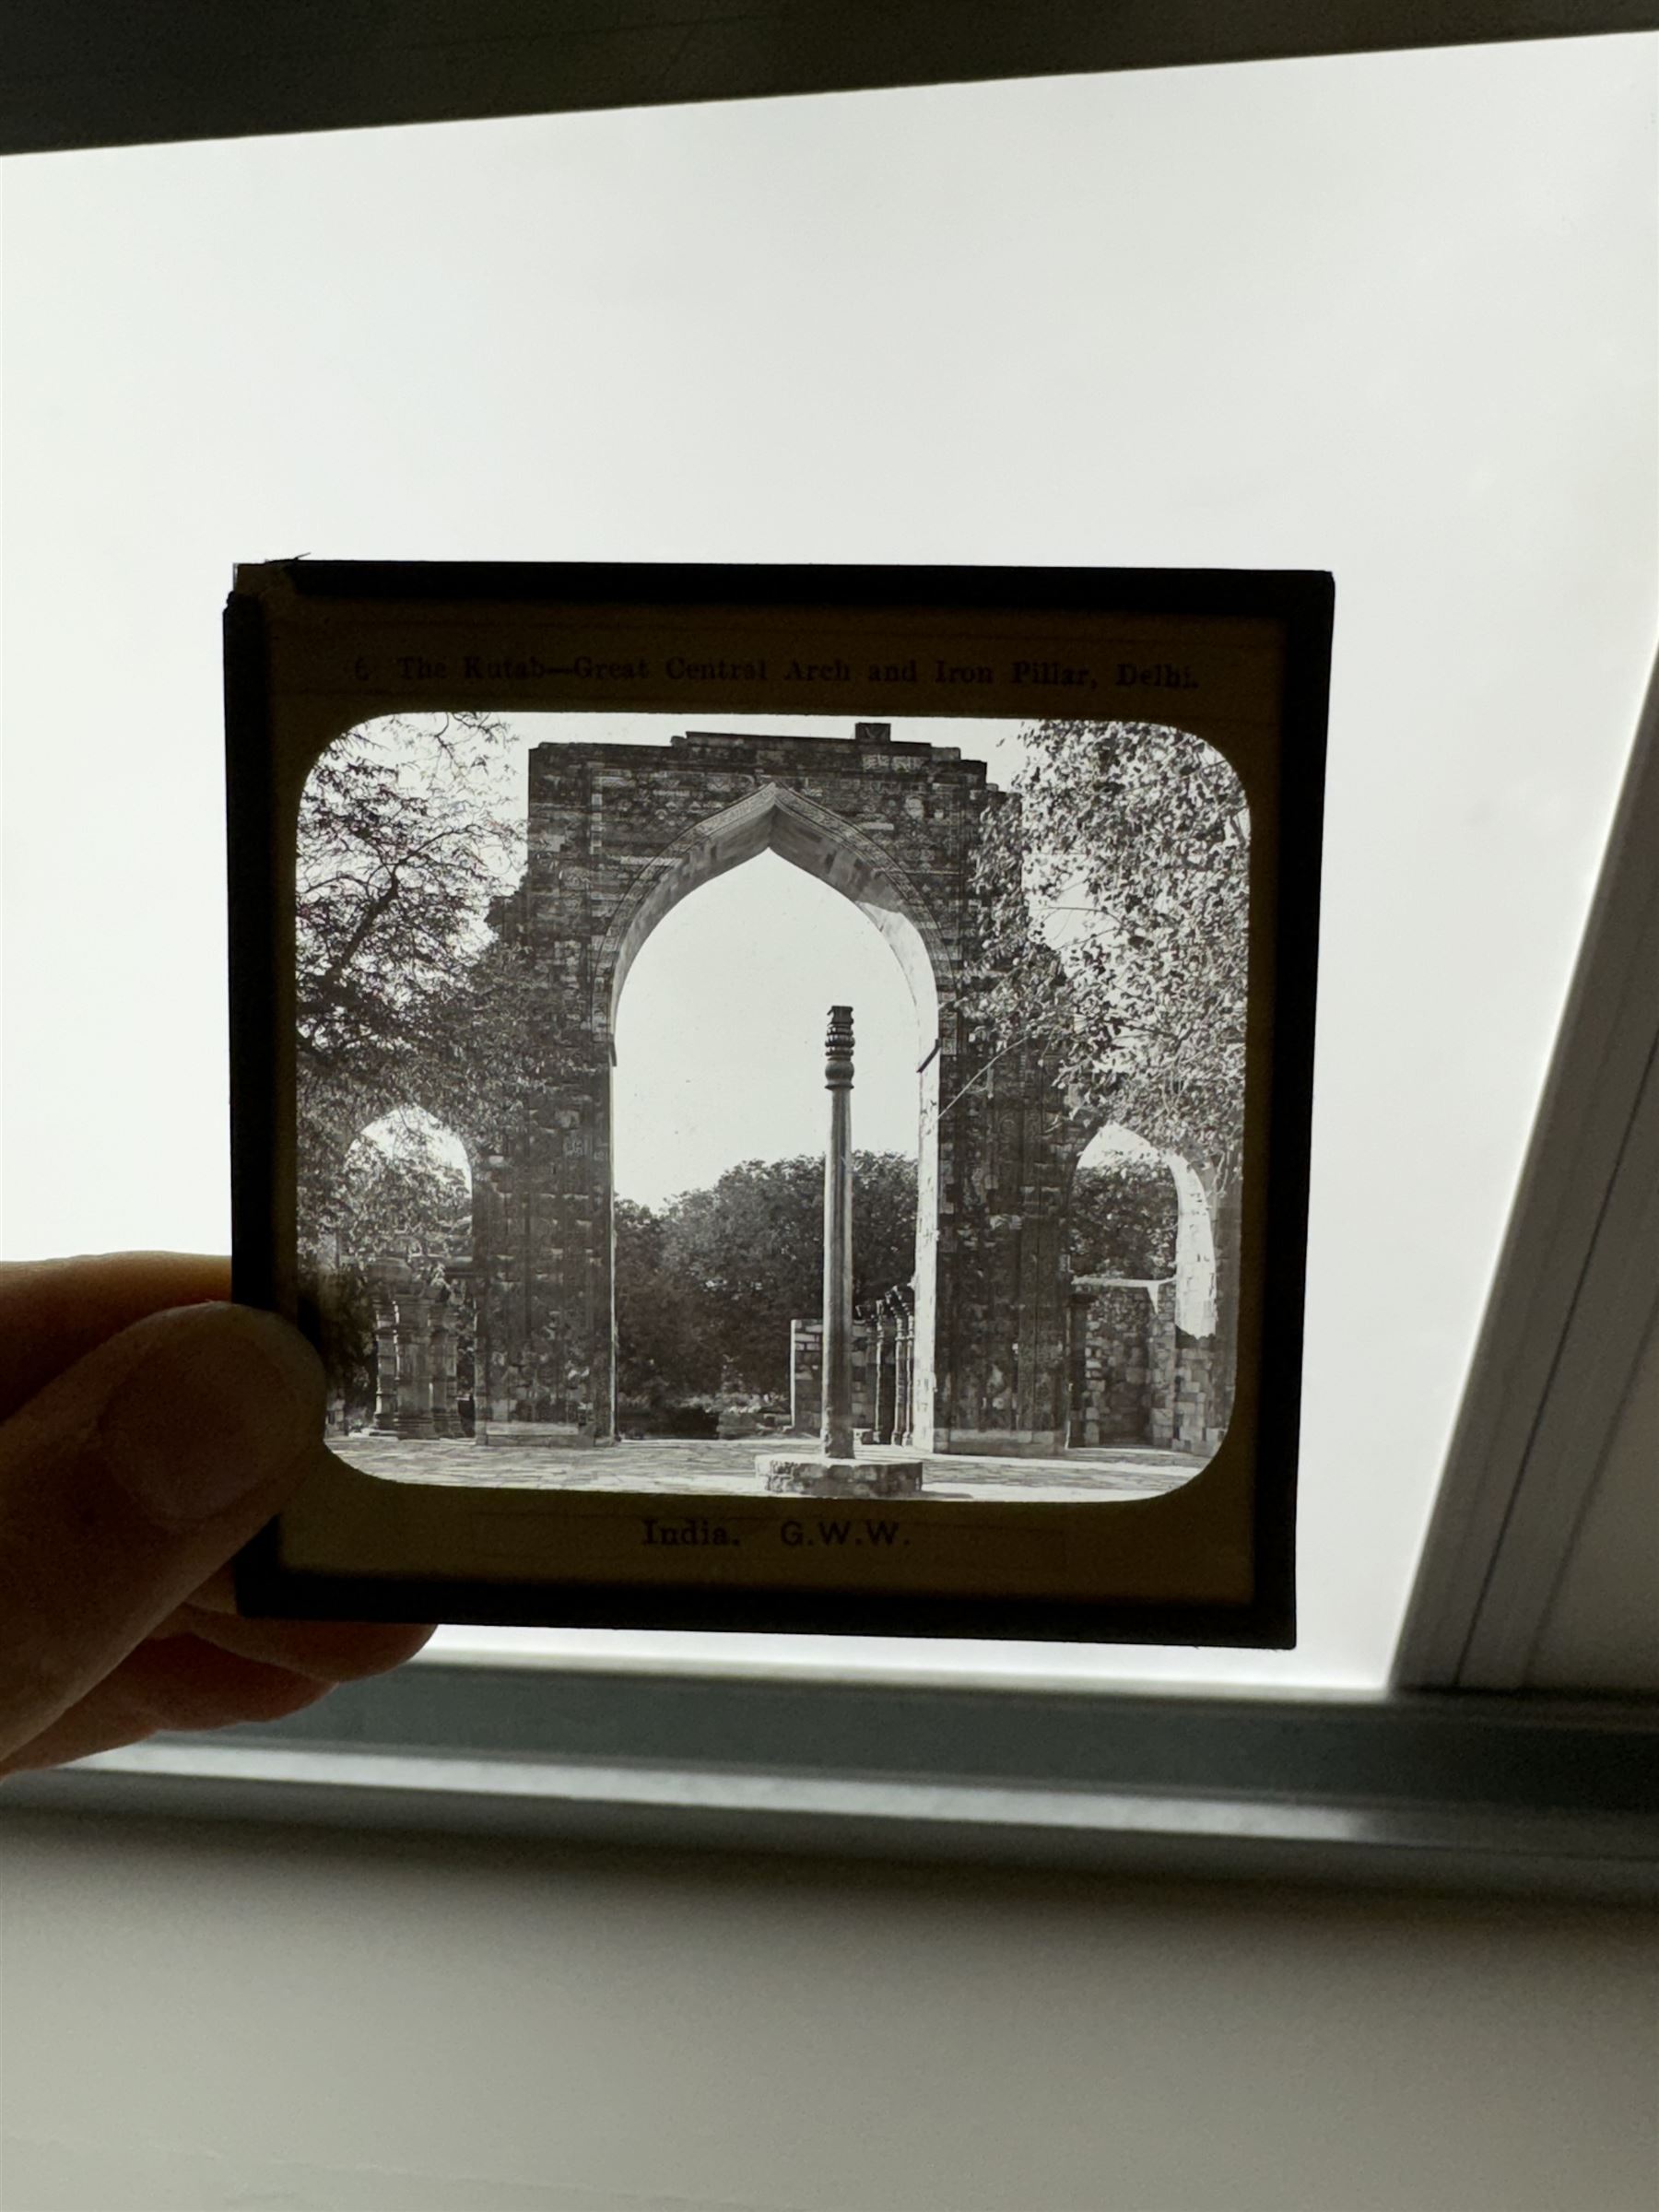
1392, 655, 1659, 1693
8, 1666, 1656, 1901
6, 0, 1653, 159
4, 1, 1656, 1900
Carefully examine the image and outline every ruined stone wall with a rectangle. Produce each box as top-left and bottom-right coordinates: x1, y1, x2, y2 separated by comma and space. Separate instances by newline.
473, 724, 1082, 1452
1069, 1282, 1160, 1446
790, 1318, 878, 1437
1069, 1278, 1227, 1455
1171, 1333, 1223, 1455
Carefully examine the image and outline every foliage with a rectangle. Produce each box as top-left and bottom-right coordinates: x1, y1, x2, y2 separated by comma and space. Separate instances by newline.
974, 720, 1250, 1191
300, 1110, 472, 1409
616, 1152, 919, 1399
1068, 1157, 1178, 1280
297, 1260, 377, 1412
613, 1197, 708, 1405
295, 712, 536, 1251
334, 1111, 472, 1265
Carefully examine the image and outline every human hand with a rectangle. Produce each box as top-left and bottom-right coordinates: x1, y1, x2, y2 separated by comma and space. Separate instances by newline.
0, 1253, 433, 1776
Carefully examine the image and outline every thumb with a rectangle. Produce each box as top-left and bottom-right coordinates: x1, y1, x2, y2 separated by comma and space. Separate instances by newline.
0, 1301, 323, 1761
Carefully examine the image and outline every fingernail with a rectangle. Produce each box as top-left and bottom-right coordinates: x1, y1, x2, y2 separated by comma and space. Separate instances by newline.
100, 1304, 324, 1525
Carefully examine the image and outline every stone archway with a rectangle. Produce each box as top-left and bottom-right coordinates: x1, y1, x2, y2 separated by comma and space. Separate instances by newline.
1063, 1127, 1235, 1455
326, 1108, 480, 1442
594, 780, 949, 1044
595, 779, 948, 1445
472, 723, 1083, 1453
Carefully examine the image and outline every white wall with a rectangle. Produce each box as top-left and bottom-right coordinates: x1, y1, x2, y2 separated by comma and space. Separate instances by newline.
2, 1818, 1653, 2212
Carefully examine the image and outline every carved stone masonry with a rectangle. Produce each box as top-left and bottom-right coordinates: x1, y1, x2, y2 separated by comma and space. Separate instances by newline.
472, 725, 1089, 1454
366, 1256, 473, 1441
821, 1004, 856, 1463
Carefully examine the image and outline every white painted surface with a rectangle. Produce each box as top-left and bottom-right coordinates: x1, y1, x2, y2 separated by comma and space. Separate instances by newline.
1, 1818, 1653, 2212
1392, 651, 1659, 1694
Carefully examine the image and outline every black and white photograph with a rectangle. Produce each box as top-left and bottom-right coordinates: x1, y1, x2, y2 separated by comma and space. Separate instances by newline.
295, 706, 1250, 1508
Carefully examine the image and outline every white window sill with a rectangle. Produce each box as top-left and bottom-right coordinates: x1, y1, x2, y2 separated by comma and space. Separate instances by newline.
6, 1664, 1653, 1904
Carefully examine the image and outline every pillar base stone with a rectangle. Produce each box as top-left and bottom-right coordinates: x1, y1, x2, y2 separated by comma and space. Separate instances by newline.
756, 1454, 925, 1498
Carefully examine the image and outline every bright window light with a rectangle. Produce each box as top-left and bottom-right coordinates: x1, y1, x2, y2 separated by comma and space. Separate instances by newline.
3, 37, 1654, 1688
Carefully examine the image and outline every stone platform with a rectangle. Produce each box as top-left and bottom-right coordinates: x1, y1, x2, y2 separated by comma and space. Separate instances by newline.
329, 1433, 1204, 1504
757, 1453, 925, 1498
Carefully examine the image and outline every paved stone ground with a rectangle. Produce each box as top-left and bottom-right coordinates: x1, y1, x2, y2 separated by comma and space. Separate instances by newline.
330, 1432, 1205, 1503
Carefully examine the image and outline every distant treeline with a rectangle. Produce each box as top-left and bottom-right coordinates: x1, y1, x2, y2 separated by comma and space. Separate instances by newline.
617, 1151, 1177, 1406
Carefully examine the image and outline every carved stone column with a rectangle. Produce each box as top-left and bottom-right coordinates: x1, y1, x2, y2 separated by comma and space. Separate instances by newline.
429, 1292, 461, 1438
821, 1005, 856, 1463
872, 1305, 893, 1444
368, 1260, 404, 1434
1066, 1287, 1097, 1449
393, 1285, 436, 1439
894, 1310, 913, 1449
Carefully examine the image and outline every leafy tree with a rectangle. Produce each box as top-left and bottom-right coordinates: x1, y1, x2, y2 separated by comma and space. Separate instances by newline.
1067, 1157, 1178, 1280
299, 1112, 474, 1416
334, 1111, 472, 1265
613, 1197, 707, 1406
617, 1152, 919, 1399
298, 1263, 379, 1420
975, 720, 1250, 1198
295, 711, 535, 1254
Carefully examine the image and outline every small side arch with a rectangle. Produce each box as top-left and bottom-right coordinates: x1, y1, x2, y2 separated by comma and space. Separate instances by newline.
1070, 1122, 1216, 1338
333, 1105, 477, 1265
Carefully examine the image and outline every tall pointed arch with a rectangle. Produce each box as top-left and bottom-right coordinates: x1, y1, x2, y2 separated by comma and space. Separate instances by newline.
596, 781, 951, 1449
593, 782, 955, 1055
474, 726, 1075, 1455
